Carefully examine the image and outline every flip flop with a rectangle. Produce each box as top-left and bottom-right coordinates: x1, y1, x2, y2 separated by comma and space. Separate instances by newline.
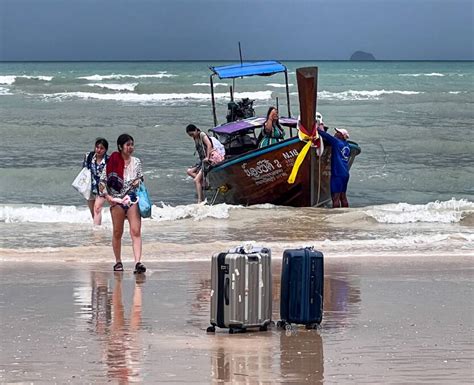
134, 262, 146, 274
113, 262, 124, 272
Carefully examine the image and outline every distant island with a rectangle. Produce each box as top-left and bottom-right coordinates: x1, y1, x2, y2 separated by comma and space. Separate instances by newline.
350, 51, 376, 61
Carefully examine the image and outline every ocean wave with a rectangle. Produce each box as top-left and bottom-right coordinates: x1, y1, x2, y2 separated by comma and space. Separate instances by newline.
266, 83, 294, 88
3, 199, 472, 225
194, 82, 227, 87
0, 204, 98, 224
0, 86, 12, 96
40, 90, 273, 103
0, 75, 17, 85
399, 73, 445, 77
317, 89, 422, 101
0, 202, 236, 224
87, 82, 138, 91
78, 72, 176, 81
152, 202, 234, 221
0, 75, 53, 85
363, 198, 474, 224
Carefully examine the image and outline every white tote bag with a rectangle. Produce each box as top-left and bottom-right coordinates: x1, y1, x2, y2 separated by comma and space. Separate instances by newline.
72, 167, 92, 200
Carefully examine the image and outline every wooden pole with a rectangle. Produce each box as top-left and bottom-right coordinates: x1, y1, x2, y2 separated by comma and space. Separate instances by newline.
296, 67, 318, 136
296, 67, 318, 205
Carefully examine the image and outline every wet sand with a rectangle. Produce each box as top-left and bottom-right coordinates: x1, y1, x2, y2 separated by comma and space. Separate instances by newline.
0, 256, 473, 384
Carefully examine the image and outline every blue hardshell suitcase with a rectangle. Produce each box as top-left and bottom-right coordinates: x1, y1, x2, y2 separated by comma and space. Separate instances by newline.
278, 247, 324, 329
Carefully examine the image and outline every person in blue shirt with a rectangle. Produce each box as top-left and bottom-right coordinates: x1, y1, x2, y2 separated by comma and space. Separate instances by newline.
317, 127, 351, 208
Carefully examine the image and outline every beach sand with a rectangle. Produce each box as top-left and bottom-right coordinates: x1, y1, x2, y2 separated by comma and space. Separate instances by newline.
0, 255, 473, 384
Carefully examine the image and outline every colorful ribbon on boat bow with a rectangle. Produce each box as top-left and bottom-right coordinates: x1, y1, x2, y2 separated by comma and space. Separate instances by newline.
287, 120, 322, 184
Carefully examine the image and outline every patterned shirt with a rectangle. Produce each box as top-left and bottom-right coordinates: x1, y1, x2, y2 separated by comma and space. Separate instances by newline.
99, 156, 143, 199
82, 152, 109, 195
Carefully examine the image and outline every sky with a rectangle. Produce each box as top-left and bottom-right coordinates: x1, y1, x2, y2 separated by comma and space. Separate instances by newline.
0, 0, 473, 61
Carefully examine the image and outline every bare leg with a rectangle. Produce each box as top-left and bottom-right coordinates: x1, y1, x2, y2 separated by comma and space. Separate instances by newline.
110, 206, 126, 263
195, 169, 204, 203
87, 198, 95, 219
340, 192, 349, 208
187, 166, 198, 178
331, 193, 341, 208
93, 196, 106, 225
127, 204, 142, 263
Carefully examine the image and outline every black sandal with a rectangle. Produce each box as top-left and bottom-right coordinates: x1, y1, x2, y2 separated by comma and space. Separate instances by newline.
134, 262, 146, 274
113, 262, 124, 272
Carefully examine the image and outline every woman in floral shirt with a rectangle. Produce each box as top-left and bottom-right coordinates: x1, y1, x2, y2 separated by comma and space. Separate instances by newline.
83, 138, 109, 225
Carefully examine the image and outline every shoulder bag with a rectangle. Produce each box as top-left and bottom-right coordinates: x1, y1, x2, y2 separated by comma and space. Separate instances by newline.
72, 167, 92, 200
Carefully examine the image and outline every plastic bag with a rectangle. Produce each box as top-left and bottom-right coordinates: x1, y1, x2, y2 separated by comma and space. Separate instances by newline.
137, 183, 152, 218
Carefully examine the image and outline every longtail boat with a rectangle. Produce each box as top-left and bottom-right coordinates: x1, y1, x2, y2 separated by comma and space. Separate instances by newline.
205, 61, 361, 207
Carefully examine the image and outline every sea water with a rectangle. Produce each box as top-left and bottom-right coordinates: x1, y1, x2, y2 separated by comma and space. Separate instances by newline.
0, 61, 473, 259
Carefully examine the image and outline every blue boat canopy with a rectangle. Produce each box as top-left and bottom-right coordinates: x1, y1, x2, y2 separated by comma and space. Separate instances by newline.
210, 61, 287, 79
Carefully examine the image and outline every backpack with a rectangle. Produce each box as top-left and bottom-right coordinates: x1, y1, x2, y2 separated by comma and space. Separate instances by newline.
209, 136, 225, 157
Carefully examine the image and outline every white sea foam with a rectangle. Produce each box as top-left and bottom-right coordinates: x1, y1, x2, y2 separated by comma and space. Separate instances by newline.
3, 199, 472, 226
0, 75, 53, 84
0, 202, 234, 224
266, 83, 294, 88
151, 202, 234, 221
399, 73, 445, 77
317, 89, 422, 101
23, 75, 53, 81
41, 90, 273, 103
0, 86, 12, 96
0, 76, 16, 85
363, 198, 474, 224
87, 83, 138, 91
194, 82, 227, 87
0, 204, 101, 224
78, 72, 176, 81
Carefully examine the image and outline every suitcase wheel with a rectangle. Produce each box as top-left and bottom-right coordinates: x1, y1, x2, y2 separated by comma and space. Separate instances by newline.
305, 323, 320, 330
276, 320, 285, 329
285, 324, 293, 331
206, 326, 216, 333
259, 325, 268, 332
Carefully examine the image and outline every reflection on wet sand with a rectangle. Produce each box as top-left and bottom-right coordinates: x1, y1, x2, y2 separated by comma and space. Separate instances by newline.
210, 334, 277, 383
86, 272, 146, 384
280, 329, 324, 384
323, 266, 361, 329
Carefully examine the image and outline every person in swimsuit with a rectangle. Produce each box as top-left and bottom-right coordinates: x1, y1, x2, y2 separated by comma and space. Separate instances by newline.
99, 134, 146, 273
258, 106, 285, 148
83, 137, 109, 225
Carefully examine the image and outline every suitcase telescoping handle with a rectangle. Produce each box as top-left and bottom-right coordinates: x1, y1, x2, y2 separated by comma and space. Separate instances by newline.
224, 277, 230, 305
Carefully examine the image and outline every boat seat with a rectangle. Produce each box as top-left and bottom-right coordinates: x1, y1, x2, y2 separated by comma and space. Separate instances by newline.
225, 134, 257, 156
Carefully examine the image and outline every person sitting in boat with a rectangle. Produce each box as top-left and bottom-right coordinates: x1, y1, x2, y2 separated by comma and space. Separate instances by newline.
317, 127, 351, 208
258, 106, 285, 148
185, 124, 225, 203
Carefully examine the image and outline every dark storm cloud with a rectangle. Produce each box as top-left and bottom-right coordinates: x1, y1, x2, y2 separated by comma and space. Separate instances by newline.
0, 0, 472, 61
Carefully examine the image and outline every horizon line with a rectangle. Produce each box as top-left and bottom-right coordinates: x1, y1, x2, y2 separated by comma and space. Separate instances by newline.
1, 59, 473, 63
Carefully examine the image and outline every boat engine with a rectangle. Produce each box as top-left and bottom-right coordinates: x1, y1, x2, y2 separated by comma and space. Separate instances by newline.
226, 98, 255, 122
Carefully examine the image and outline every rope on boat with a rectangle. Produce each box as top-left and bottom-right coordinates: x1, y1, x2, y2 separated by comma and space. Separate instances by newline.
288, 120, 321, 184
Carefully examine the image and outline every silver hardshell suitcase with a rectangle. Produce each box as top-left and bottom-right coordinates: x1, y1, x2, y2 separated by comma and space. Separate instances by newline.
207, 246, 272, 333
